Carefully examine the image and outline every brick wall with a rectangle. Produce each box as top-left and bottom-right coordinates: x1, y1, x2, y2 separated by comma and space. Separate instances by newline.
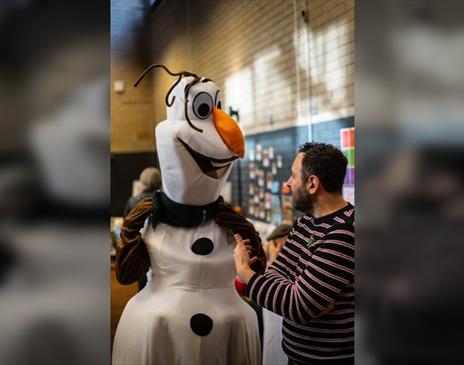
308, 0, 354, 125
149, 0, 354, 136
111, 0, 354, 149
149, 0, 192, 125
111, 0, 155, 153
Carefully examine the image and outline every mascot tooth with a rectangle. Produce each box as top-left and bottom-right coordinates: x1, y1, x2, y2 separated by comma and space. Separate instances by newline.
112, 65, 266, 365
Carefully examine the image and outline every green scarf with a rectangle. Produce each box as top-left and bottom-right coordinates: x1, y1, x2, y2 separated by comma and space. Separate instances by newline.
116, 192, 267, 285
151, 190, 224, 229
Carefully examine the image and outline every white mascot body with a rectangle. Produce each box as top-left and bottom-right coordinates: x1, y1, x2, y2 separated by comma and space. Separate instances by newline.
112, 66, 261, 365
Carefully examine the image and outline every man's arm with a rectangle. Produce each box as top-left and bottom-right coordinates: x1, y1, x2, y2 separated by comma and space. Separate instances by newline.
234, 224, 354, 323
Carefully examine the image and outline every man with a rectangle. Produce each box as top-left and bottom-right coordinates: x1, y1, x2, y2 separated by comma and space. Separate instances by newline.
234, 142, 354, 364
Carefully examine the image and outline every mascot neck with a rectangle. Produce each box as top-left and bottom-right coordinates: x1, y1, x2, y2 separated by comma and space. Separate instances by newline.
161, 171, 228, 206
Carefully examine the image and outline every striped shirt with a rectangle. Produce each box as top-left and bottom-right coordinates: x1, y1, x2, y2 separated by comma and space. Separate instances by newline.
247, 203, 354, 364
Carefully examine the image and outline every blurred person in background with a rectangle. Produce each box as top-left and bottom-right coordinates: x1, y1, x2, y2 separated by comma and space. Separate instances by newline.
262, 223, 292, 365
234, 142, 354, 365
123, 167, 161, 218
265, 223, 292, 264
122, 167, 161, 290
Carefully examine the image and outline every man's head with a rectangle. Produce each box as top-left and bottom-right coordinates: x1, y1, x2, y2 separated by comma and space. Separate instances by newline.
139, 167, 162, 191
286, 142, 347, 213
266, 224, 292, 262
267, 223, 292, 242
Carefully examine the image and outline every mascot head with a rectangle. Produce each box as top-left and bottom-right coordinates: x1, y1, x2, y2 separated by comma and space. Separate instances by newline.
134, 64, 244, 205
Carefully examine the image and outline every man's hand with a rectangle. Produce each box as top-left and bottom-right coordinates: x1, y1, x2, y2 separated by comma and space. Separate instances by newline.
233, 234, 257, 284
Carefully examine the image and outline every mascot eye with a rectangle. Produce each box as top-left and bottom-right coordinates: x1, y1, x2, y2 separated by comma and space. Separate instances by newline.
217, 101, 222, 109
192, 92, 213, 119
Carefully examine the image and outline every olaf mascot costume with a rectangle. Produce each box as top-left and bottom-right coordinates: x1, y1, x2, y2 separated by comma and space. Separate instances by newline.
112, 65, 266, 365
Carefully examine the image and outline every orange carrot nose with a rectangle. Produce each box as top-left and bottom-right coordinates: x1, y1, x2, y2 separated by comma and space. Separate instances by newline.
212, 107, 245, 158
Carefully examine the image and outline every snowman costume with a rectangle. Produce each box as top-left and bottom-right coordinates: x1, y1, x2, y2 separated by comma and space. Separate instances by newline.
112, 65, 265, 365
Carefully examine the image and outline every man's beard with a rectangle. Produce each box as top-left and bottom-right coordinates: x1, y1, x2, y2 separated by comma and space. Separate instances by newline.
292, 186, 314, 214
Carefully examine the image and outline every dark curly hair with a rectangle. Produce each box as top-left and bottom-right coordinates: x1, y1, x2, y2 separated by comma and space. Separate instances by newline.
298, 142, 347, 193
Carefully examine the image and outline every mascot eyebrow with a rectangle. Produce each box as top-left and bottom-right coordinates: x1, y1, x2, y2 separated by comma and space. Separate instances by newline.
134, 64, 205, 133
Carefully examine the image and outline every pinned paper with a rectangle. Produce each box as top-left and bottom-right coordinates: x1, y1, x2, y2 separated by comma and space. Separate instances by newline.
266, 172, 273, 190
271, 181, 280, 194
249, 184, 255, 195
256, 144, 262, 160
249, 149, 255, 162
264, 193, 271, 209
249, 163, 256, 179
271, 194, 282, 223
258, 170, 265, 186
269, 147, 274, 159
265, 211, 271, 222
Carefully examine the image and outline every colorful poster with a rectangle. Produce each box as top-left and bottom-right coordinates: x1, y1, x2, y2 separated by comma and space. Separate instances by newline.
344, 166, 355, 185
340, 127, 355, 204
340, 127, 355, 168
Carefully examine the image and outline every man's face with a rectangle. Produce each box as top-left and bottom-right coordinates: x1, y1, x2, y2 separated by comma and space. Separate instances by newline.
285, 153, 315, 213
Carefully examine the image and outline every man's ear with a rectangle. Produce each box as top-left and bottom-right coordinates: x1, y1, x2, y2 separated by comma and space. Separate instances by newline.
306, 175, 319, 194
